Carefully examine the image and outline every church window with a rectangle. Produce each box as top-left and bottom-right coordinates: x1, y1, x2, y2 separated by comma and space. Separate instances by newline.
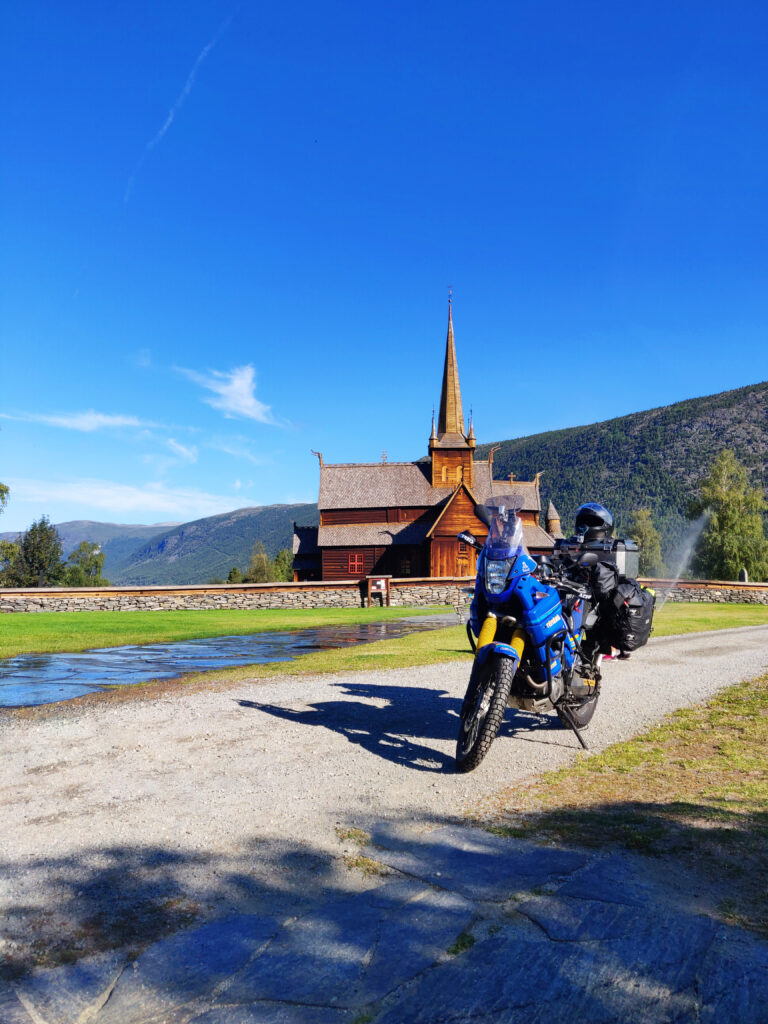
348, 553, 365, 574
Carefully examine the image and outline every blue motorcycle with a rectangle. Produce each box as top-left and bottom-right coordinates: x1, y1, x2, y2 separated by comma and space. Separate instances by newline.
456, 502, 602, 772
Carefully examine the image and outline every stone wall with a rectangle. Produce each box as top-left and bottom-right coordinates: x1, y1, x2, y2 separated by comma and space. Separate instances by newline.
1, 577, 766, 614
647, 581, 768, 605
0, 578, 474, 614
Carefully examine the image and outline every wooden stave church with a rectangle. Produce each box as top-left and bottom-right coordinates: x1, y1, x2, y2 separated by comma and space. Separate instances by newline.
293, 304, 561, 582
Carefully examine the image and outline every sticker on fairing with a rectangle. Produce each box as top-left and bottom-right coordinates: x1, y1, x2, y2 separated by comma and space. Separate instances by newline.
545, 615, 562, 629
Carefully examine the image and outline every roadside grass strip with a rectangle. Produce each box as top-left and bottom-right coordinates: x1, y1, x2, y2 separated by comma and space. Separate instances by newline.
471, 672, 768, 938
0, 605, 445, 659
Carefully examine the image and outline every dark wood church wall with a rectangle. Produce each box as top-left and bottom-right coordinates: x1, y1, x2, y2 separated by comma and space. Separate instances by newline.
321, 545, 427, 580
321, 507, 430, 526
322, 548, 377, 579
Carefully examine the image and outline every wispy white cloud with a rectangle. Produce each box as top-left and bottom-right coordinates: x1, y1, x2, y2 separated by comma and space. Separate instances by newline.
7, 477, 250, 520
0, 411, 158, 432
178, 365, 279, 424
167, 438, 198, 463
124, 12, 235, 203
137, 348, 152, 369
208, 434, 269, 465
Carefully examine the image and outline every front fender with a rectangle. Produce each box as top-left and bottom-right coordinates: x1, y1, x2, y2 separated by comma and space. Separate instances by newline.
474, 630, 526, 669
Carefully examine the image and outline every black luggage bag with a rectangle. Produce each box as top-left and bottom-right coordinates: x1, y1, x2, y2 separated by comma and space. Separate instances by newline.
589, 562, 656, 653
603, 579, 656, 652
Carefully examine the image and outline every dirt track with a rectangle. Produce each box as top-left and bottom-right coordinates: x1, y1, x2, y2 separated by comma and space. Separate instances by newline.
2, 625, 767, 977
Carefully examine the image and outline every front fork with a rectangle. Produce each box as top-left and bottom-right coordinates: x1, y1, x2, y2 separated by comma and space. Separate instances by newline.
476, 613, 526, 663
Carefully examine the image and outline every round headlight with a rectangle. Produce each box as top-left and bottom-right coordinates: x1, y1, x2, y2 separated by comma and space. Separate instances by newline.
485, 558, 513, 594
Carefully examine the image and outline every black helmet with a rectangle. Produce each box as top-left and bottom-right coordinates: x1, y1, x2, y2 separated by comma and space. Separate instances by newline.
574, 502, 614, 541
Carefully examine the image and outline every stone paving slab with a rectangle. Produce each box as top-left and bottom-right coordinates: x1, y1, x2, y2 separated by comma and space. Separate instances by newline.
3, 827, 768, 1024
365, 824, 589, 900
96, 914, 281, 1024
223, 879, 472, 1009
186, 1007, 355, 1024
697, 929, 768, 1023
10, 952, 124, 1024
0, 988, 36, 1024
556, 853, 658, 907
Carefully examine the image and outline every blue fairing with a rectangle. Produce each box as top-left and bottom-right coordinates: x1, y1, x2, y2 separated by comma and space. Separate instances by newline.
474, 550, 576, 680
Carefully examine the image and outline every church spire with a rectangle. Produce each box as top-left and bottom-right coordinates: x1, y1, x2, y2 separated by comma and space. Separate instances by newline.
429, 296, 474, 488
437, 295, 465, 440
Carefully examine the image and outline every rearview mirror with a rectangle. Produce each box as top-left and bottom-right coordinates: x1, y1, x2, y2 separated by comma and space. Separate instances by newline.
457, 531, 481, 550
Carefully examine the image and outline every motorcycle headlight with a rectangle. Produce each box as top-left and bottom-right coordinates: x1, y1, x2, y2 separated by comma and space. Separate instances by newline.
485, 557, 513, 594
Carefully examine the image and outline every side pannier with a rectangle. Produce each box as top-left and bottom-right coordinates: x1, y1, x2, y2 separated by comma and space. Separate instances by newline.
603, 578, 656, 652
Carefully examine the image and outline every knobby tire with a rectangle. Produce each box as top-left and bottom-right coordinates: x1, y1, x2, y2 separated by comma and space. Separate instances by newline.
456, 655, 514, 773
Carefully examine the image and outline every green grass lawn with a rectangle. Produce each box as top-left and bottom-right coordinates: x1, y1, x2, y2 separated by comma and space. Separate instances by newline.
652, 601, 768, 636
0, 605, 446, 659
1, 601, 766, 664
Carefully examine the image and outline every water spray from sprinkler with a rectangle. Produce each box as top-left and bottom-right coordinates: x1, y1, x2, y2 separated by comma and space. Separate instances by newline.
656, 511, 712, 609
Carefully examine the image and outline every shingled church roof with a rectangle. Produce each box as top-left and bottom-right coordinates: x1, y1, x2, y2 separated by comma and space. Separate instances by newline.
318, 459, 541, 512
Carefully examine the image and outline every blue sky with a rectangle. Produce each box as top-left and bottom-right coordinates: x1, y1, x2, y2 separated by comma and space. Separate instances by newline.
1, 1, 767, 533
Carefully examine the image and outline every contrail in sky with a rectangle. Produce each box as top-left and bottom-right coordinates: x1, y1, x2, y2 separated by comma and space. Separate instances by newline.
124, 11, 236, 203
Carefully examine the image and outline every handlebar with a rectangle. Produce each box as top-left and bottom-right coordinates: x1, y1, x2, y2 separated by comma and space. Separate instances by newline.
554, 580, 591, 598
535, 566, 591, 599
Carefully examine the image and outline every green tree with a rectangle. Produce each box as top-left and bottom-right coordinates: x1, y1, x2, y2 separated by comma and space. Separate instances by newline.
63, 541, 109, 587
5, 516, 66, 587
244, 540, 272, 583
690, 449, 768, 581
0, 539, 19, 585
227, 566, 244, 583
628, 508, 666, 576
0, 482, 8, 516
272, 548, 294, 582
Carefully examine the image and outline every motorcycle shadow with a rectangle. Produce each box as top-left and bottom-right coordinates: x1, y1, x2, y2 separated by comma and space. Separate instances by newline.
498, 708, 579, 749
237, 682, 573, 773
238, 681, 456, 773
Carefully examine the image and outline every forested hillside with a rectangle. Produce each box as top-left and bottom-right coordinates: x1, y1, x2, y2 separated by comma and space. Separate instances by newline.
479, 380, 768, 556
110, 503, 319, 585
0, 521, 175, 580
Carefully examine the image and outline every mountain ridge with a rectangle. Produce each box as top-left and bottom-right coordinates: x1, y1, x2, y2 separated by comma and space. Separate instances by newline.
110, 503, 319, 585
478, 379, 768, 554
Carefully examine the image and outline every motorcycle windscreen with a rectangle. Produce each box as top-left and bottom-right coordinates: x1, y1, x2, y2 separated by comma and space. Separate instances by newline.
483, 504, 527, 560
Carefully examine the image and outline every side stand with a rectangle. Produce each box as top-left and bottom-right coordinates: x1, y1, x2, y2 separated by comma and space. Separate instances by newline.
557, 704, 589, 750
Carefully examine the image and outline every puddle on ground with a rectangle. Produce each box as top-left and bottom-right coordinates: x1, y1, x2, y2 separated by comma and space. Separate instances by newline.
0, 615, 457, 708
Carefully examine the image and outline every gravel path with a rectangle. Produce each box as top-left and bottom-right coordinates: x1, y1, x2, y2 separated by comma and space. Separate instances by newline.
2, 625, 767, 976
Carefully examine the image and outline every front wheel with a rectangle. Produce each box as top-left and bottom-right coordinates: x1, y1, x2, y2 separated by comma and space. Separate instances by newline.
456, 655, 514, 773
